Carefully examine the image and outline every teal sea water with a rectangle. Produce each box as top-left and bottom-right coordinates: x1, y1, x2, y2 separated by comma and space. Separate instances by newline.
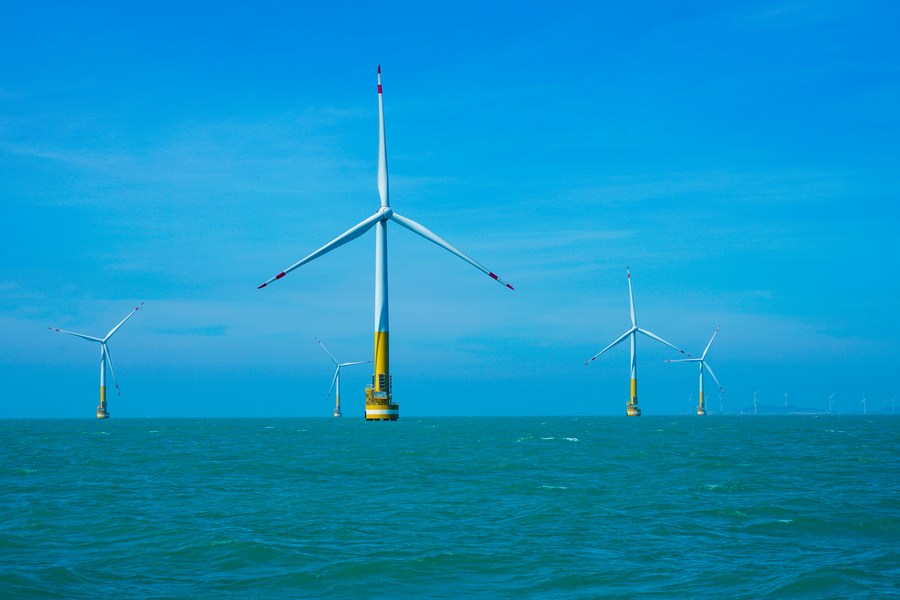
1, 416, 897, 598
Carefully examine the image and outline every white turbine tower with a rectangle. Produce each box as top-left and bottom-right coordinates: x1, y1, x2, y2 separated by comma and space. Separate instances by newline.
828, 392, 835, 414
49, 302, 143, 419
666, 326, 723, 416
585, 267, 688, 416
258, 67, 514, 421
316, 337, 371, 418
753, 390, 759, 415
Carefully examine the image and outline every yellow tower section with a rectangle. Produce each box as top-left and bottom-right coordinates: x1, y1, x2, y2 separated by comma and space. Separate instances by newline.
97, 385, 109, 419
627, 377, 641, 416
366, 331, 398, 420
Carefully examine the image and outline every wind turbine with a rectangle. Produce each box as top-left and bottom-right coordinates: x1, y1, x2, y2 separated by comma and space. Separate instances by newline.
828, 392, 834, 415
666, 326, 723, 416
316, 337, 371, 418
584, 267, 688, 416
753, 390, 758, 415
258, 67, 514, 421
860, 396, 867, 415
49, 302, 143, 419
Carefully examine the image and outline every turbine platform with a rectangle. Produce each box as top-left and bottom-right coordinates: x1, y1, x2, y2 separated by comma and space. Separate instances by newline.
365, 387, 399, 421
626, 401, 641, 417
96, 405, 109, 419
696, 405, 707, 416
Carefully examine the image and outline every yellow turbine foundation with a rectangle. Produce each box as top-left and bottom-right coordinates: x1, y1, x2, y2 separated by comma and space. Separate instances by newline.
97, 385, 109, 419
366, 331, 398, 420
627, 378, 641, 416
697, 391, 706, 416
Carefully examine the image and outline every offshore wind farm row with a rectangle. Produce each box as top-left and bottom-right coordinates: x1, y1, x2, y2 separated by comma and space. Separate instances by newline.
47, 67, 724, 421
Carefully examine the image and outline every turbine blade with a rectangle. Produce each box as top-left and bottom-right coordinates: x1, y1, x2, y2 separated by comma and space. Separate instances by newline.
637, 327, 689, 356
103, 344, 122, 395
339, 360, 372, 367
389, 211, 515, 290
627, 266, 636, 327
665, 358, 700, 364
258, 211, 383, 289
585, 328, 634, 365
326, 367, 339, 401
48, 328, 102, 343
703, 361, 723, 391
701, 325, 720, 360
315, 337, 339, 366
104, 302, 144, 341
377, 65, 389, 208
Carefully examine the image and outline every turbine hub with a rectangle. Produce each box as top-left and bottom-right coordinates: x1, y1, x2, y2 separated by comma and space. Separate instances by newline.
379, 207, 393, 220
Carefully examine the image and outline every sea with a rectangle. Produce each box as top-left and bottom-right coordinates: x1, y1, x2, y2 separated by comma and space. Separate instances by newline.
1, 416, 897, 599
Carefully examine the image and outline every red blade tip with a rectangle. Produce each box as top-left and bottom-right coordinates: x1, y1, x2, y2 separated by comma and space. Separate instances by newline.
257, 283, 267, 289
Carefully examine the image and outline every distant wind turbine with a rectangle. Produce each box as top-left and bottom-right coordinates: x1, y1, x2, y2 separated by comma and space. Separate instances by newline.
828, 392, 834, 415
666, 326, 723, 416
585, 267, 688, 416
257, 67, 514, 421
753, 390, 758, 415
316, 338, 371, 418
49, 302, 143, 419
860, 396, 867, 415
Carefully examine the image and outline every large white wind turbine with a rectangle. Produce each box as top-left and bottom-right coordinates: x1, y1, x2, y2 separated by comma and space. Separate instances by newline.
316, 337, 371, 418
666, 326, 723, 416
584, 267, 688, 416
259, 67, 514, 420
49, 302, 143, 419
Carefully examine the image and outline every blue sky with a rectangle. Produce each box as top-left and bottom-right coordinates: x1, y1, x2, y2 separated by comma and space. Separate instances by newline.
2, 1, 898, 417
